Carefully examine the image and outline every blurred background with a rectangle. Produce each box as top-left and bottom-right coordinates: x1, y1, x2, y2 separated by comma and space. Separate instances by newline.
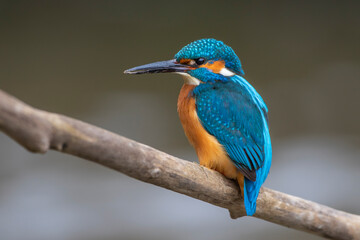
1, 1, 360, 239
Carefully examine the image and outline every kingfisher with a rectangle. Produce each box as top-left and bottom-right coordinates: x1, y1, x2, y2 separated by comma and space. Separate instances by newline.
124, 38, 272, 216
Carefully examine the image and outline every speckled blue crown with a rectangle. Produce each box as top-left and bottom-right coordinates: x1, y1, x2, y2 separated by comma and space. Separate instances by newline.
174, 38, 244, 75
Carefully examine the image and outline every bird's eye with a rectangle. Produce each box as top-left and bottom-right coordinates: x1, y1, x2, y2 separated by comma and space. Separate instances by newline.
194, 58, 206, 65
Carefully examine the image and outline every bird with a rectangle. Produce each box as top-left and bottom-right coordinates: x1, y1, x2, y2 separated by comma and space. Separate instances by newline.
124, 38, 272, 216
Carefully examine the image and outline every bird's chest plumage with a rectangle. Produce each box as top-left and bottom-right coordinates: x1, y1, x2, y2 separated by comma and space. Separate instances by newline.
177, 84, 238, 179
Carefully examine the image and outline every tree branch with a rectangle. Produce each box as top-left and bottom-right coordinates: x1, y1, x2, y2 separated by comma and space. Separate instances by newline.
0, 89, 359, 240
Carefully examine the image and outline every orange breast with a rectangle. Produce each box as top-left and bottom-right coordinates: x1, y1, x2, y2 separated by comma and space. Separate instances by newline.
177, 84, 238, 179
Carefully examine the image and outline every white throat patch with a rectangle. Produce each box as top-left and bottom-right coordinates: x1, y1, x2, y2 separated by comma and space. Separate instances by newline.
219, 67, 235, 77
175, 72, 200, 85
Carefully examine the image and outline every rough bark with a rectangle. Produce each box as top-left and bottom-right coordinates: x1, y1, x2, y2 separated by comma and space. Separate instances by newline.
0, 89, 359, 240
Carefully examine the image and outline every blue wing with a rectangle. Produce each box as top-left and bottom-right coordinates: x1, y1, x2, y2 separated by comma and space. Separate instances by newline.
193, 75, 272, 216
193, 77, 268, 181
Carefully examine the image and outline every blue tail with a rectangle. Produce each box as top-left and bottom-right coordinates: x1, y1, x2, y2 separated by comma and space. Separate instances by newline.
243, 130, 272, 216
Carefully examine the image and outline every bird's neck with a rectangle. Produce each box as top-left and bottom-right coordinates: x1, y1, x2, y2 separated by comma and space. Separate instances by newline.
177, 84, 196, 116
177, 84, 197, 144
177, 72, 200, 85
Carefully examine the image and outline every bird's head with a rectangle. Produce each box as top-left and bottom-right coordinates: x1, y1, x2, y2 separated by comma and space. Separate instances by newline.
124, 38, 244, 85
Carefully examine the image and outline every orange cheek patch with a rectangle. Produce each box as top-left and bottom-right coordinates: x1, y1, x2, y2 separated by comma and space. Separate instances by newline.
200, 60, 225, 73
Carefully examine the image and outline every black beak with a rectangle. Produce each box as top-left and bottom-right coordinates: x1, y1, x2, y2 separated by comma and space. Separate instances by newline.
124, 59, 192, 74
